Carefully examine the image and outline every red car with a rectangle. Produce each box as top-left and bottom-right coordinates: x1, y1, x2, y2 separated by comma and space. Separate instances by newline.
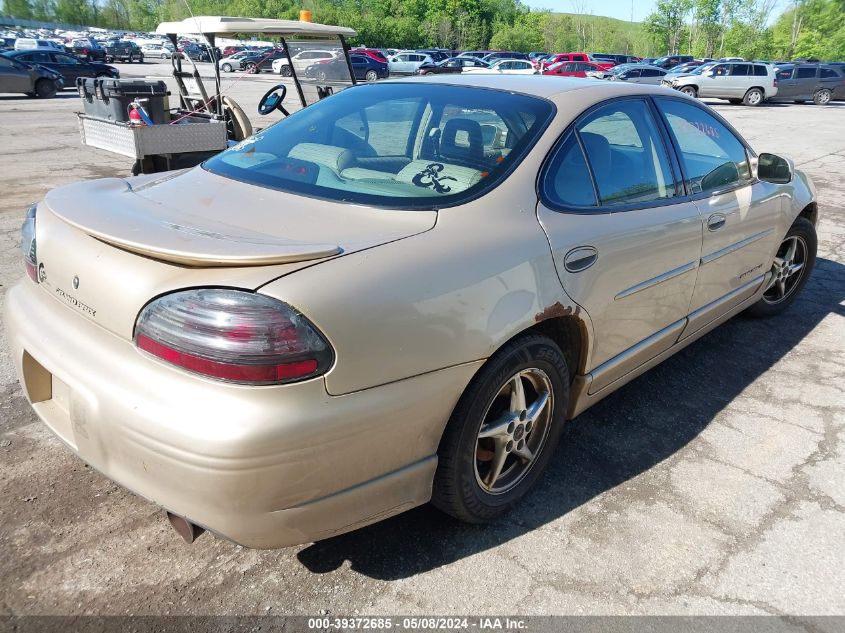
542, 52, 613, 71
351, 48, 387, 62
222, 45, 247, 57
543, 61, 606, 78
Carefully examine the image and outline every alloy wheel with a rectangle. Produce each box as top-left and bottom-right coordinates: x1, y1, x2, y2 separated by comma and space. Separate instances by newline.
763, 235, 807, 305
474, 368, 553, 495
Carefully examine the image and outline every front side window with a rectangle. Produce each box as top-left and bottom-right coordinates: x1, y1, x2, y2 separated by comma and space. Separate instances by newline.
656, 98, 751, 195
575, 100, 676, 206
205, 83, 554, 208
712, 64, 729, 76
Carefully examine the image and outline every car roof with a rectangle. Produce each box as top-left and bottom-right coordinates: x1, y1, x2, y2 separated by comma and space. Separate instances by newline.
387, 74, 678, 100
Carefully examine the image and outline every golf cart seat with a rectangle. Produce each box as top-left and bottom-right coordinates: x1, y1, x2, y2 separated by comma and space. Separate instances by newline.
222, 96, 252, 140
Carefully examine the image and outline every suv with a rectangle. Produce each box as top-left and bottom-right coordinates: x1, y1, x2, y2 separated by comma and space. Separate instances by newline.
653, 54, 694, 69
272, 49, 337, 76
105, 40, 143, 63
0, 53, 63, 97
66, 38, 105, 61
770, 64, 845, 104
670, 61, 778, 106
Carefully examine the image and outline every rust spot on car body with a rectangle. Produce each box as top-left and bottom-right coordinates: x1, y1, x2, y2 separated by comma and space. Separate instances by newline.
535, 301, 576, 322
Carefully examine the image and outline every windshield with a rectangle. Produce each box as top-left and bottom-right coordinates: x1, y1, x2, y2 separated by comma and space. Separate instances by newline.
689, 62, 716, 75
205, 83, 554, 209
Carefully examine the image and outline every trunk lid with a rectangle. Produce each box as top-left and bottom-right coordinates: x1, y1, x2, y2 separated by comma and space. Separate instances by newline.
36, 168, 436, 340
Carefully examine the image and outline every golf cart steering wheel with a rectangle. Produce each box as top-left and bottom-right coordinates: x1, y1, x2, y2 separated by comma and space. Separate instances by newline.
258, 84, 289, 116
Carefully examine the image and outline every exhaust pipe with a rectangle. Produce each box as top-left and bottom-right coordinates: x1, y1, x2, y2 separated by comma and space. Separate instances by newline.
167, 512, 205, 544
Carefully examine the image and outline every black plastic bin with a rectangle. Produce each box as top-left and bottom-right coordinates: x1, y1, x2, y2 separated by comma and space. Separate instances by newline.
77, 78, 170, 124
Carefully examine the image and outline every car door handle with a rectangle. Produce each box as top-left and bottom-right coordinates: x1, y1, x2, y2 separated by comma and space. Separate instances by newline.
707, 213, 726, 231
563, 246, 598, 273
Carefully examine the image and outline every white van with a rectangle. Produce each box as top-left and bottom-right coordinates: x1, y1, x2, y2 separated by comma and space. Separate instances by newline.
14, 38, 62, 51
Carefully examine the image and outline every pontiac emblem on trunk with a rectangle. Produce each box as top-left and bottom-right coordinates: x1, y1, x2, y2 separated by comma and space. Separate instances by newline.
72, 275, 79, 290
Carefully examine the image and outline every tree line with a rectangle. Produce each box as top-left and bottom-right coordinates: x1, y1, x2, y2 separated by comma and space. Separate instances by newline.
3, 0, 844, 60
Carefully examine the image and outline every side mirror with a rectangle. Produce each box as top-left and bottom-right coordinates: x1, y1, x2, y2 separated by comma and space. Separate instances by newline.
757, 152, 793, 184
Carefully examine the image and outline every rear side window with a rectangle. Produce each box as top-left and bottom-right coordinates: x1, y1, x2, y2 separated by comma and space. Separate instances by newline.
542, 134, 598, 208
656, 98, 751, 195
731, 64, 750, 76
576, 100, 676, 206
821, 68, 839, 78
777, 67, 793, 80
753, 65, 768, 76
796, 67, 816, 79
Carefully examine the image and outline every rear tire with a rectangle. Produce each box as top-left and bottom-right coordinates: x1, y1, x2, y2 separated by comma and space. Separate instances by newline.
365, 69, 378, 82
680, 85, 697, 98
813, 88, 831, 105
280, 65, 292, 77
35, 78, 57, 99
743, 87, 764, 106
432, 332, 569, 523
245, 62, 258, 74
746, 217, 816, 318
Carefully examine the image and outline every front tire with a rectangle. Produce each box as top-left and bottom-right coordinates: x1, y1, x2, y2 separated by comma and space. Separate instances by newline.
743, 87, 764, 106
432, 333, 569, 523
680, 85, 697, 98
245, 62, 258, 74
221, 63, 232, 72
813, 88, 831, 105
746, 216, 816, 318
35, 78, 57, 98
280, 65, 292, 77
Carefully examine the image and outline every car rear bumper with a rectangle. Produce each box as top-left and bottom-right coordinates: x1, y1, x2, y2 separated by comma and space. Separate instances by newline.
4, 278, 481, 548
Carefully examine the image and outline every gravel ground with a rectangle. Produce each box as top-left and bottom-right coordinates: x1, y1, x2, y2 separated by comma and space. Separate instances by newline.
0, 62, 843, 618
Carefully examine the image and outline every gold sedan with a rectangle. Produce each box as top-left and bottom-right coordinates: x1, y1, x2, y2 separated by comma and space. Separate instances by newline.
5, 76, 818, 548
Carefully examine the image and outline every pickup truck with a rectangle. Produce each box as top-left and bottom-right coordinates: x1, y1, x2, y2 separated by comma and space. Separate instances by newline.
104, 41, 144, 63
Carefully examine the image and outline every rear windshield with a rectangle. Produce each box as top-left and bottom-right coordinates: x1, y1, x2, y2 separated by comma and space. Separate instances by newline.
204, 83, 554, 209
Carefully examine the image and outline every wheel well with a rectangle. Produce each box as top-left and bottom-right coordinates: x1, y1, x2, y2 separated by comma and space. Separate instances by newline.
530, 316, 588, 382
799, 202, 818, 227
747, 86, 765, 95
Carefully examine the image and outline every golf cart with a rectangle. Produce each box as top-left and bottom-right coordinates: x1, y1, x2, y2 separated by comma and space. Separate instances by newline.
76, 16, 358, 175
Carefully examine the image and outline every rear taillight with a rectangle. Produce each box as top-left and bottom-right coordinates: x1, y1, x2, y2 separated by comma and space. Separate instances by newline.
773, 79, 779, 87
135, 289, 333, 385
21, 204, 37, 283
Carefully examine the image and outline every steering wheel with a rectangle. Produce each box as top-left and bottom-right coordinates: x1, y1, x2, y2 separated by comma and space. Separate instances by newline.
258, 84, 289, 116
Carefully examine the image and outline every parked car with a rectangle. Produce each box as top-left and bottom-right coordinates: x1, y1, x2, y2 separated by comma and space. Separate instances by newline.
66, 38, 106, 62
457, 50, 492, 59
105, 40, 143, 63
218, 50, 256, 72
179, 42, 214, 62
542, 52, 613, 71
669, 61, 778, 105
388, 51, 433, 74
6, 76, 817, 548
272, 49, 337, 76
304, 53, 388, 82
141, 43, 172, 59
481, 51, 529, 64
417, 49, 450, 63
416, 57, 490, 75
0, 53, 63, 97
242, 49, 287, 73
351, 48, 388, 63
14, 38, 62, 51
5, 49, 118, 84
543, 61, 606, 78
607, 64, 667, 84
770, 63, 845, 104
652, 54, 694, 69
464, 58, 536, 75
221, 45, 247, 57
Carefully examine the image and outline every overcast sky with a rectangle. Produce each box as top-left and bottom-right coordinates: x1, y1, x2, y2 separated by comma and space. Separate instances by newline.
523, 0, 789, 24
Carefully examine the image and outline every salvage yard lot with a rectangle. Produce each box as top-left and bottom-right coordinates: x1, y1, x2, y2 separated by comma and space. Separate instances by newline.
0, 64, 844, 616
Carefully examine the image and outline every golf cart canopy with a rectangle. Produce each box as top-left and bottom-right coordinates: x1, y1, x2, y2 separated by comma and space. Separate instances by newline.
155, 16, 357, 38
